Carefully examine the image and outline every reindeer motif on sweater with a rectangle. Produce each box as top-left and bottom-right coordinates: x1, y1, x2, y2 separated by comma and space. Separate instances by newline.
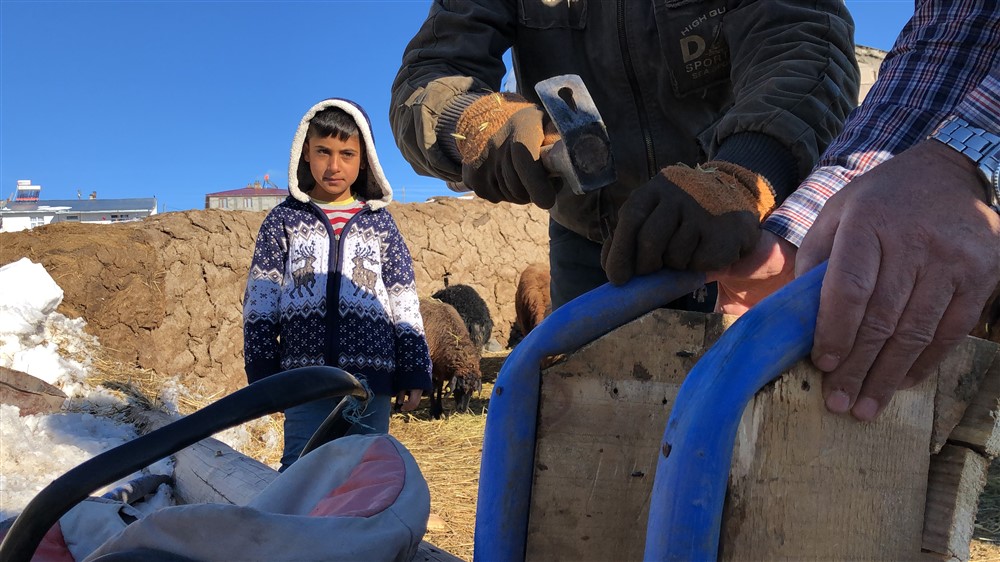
243, 198, 431, 396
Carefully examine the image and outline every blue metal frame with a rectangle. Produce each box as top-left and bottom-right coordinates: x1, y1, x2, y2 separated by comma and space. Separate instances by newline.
474, 269, 707, 561
475, 263, 826, 562
644, 263, 825, 561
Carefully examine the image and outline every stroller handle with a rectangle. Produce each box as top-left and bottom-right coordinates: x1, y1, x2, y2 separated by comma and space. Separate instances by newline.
0, 366, 367, 562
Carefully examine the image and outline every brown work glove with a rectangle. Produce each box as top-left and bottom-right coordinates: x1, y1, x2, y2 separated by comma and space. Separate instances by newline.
454, 93, 560, 209
601, 161, 777, 284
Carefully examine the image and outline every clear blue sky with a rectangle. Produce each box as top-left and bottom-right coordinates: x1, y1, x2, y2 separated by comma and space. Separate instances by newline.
1, 1, 914, 213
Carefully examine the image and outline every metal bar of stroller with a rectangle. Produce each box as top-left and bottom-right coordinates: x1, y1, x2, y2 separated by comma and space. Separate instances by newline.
475, 269, 707, 562
0, 366, 367, 562
644, 262, 826, 561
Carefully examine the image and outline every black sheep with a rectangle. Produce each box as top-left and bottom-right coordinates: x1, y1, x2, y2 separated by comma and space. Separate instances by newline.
431, 284, 494, 351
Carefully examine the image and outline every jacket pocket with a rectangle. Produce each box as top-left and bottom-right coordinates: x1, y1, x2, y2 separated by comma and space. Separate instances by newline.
653, 0, 731, 98
519, 0, 587, 30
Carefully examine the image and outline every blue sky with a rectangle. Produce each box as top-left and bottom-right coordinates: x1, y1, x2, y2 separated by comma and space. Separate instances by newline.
1, 1, 914, 213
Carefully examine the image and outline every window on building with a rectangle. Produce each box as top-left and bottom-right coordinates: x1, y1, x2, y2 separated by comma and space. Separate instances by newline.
219, 198, 228, 209
109, 214, 129, 222
30, 216, 45, 227
64, 215, 79, 221
244, 197, 252, 209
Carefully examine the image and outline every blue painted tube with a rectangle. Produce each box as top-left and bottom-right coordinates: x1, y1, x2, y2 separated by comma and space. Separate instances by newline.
643, 262, 827, 562
475, 269, 706, 562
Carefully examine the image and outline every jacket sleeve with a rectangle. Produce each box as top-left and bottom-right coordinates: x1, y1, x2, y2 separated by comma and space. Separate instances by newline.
380, 215, 433, 393
243, 213, 287, 384
764, 3, 1000, 246
389, 0, 516, 183
707, 0, 860, 196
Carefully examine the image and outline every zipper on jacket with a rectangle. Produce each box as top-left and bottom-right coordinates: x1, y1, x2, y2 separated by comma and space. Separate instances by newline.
617, 0, 657, 179
328, 203, 369, 309
312, 201, 370, 366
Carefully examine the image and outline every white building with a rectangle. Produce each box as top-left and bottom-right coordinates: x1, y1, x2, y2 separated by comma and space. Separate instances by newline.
0, 180, 158, 233
205, 180, 287, 212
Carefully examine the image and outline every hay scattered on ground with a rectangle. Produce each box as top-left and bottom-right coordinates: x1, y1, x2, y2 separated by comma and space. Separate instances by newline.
389, 382, 491, 562
976, 458, 1000, 542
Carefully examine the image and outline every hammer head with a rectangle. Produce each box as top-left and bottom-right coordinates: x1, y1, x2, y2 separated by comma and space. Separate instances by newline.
535, 74, 617, 194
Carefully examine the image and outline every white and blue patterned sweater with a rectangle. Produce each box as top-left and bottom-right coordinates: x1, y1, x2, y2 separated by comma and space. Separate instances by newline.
243, 98, 431, 395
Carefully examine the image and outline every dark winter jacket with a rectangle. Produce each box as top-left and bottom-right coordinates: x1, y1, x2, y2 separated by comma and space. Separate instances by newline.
390, 0, 860, 243
243, 99, 432, 396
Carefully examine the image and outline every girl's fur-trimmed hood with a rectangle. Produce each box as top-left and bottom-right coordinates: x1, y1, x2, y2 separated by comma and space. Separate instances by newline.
289, 99, 392, 210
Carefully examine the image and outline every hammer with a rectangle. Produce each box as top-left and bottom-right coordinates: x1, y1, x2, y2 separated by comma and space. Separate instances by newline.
535, 74, 617, 195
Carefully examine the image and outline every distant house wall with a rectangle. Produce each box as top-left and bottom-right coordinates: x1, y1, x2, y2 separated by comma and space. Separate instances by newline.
856, 45, 887, 103
205, 194, 285, 212
0, 202, 157, 233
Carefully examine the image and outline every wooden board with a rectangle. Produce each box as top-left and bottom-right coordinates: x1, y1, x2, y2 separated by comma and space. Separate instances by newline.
932, 338, 1000, 454
922, 445, 990, 561
528, 311, 712, 561
723, 365, 933, 560
526, 309, 999, 562
171, 437, 278, 506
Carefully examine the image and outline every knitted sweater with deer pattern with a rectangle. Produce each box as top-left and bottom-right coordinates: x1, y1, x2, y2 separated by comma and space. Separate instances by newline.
243, 197, 432, 395
243, 98, 432, 395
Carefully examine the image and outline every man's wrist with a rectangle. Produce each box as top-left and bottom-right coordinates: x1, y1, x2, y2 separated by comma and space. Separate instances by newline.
437, 93, 487, 165
929, 115, 1000, 214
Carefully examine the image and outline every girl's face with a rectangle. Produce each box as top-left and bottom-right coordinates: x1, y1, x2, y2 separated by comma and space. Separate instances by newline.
303, 134, 363, 203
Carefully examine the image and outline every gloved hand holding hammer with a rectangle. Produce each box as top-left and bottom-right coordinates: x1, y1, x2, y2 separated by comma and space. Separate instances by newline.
601, 161, 777, 284
453, 92, 561, 209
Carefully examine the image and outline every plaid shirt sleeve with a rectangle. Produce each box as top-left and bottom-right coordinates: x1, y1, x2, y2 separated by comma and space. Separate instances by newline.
764, 0, 1000, 246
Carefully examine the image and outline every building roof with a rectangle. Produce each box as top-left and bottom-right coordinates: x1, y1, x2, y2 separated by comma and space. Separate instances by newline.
1, 198, 157, 213
205, 187, 287, 198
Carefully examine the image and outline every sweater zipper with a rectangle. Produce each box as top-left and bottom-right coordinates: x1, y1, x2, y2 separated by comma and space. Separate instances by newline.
617, 0, 657, 179
317, 202, 369, 366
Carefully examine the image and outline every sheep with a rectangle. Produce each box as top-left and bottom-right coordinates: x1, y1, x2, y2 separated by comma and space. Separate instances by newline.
431, 283, 494, 351
419, 298, 483, 419
514, 262, 552, 345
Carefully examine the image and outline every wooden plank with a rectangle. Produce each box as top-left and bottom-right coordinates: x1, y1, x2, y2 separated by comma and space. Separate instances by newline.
527, 310, 708, 561
127, 407, 278, 505
922, 445, 990, 561
0, 366, 67, 415
527, 308, 996, 562
932, 339, 1000, 454
947, 350, 1000, 458
171, 437, 278, 506
723, 365, 934, 561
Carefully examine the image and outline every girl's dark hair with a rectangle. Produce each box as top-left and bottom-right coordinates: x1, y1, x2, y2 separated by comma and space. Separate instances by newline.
298, 106, 370, 195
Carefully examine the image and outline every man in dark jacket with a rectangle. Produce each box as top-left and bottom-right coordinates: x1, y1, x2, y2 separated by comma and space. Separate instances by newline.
390, 0, 859, 310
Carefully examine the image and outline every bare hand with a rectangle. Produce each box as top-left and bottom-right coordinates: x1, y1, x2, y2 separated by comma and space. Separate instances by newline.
797, 140, 1000, 421
709, 230, 797, 315
396, 389, 424, 412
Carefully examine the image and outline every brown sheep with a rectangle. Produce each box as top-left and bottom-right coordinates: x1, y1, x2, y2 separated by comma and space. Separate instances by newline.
419, 298, 483, 419
514, 263, 552, 343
